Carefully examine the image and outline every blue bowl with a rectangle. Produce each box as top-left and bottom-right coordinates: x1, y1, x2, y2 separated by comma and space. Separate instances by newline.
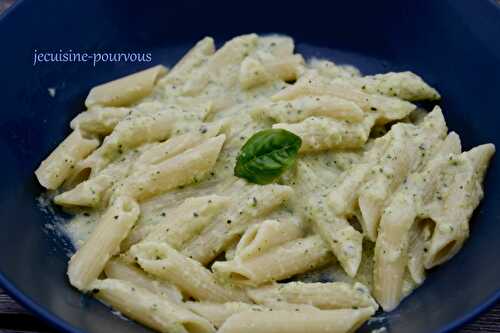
0, 1, 499, 332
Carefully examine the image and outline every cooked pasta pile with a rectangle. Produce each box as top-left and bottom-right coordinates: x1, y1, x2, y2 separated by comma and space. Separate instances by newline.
35, 34, 494, 333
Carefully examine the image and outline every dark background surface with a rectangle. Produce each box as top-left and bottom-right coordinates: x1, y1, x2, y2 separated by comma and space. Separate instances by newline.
0, 0, 499, 332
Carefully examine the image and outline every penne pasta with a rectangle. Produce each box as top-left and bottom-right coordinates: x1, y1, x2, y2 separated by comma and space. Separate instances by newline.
67, 196, 140, 290
185, 302, 266, 328
135, 121, 224, 167
252, 96, 364, 123
272, 71, 416, 120
36, 34, 495, 333
424, 143, 495, 269
144, 194, 230, 249
181, 183, 293, 265
91, 279, 214, 333
218, 307, 375, 333
406, 220, 430, 285
212, 235, 333, 287
274, 116, 374, 153
234, 218, 303, 259
70, 106, 130, 135
183, 34, 258, 95
163, 37, 215, 86
296, 162, 363, 277
346, 71, 441, 101
239, 57, 271, 89
262, 54, 304, 82
309, 58, 361, 79
104, 257, 183, 303
85, 65, 167, 107
373, 131, 467, 311
54, 153, 133, 207
130, 241, 249, 303
257, 35, 295, 58
79, 102, 174, 174
247, 281, 378, 310
35, 129, 99, 189
115, 135, 225, 201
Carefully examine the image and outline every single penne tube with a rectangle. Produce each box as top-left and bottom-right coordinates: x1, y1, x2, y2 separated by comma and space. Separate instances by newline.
70, 106, 130, 134
104, 257, 183, 303
67, 196, 140, 290
130, 241, 249, 303
55, 171, 113, 207
80, 104, 175, 174
252, 96, 364, 123
135, 133, 200, 166
410, 106, 448, 163
124, 178, 229, 249
347, 71, 441, 101
120, 180, 227, 251
212, 235, 333, 287
85, 65, 167, 108
424, 144, 495, 269
91, 279, 215, 333
407, 220, 430, 285
144, 194, 230, 249
296, 162, 363, 277
185, 302, 267, 328
329, 163, 372, 215
373, 193, 418, 312
257, 35, 295, 58
357, 124, 420, 240
235, 218, 303, 259
373, 196, 430, 310
164, 37, 215, 85
181, 183, 293, 265
314, 217, 363, 278
271, 71, 416, 119
239, 53, 304, 89
239, 57, 271, 89
134, 121, 224, 167
35, 129, 99, 189
116, 135, 225, 201
309, 58, 361, 79
202, 34, 258, 77
247, 281, 378, 310
218, 307, 375, 333
329, 135, 391, 215
54, 154, 132, 207
183, 34, 258, 94
273, 116, 374, 152
262, 54, 304, 82
464, 144, 496, 185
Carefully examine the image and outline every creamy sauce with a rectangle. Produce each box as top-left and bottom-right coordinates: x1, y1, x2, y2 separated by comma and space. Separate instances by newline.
37, 35, 496, 324
57, 34, 420, 299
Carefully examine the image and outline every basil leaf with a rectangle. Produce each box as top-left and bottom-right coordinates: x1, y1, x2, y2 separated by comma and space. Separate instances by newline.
234, 129, 302, 185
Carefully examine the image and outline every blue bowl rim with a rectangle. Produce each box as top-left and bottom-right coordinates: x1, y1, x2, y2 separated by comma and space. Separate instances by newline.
0, 272, 81, 333
0, 0, 499, 332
